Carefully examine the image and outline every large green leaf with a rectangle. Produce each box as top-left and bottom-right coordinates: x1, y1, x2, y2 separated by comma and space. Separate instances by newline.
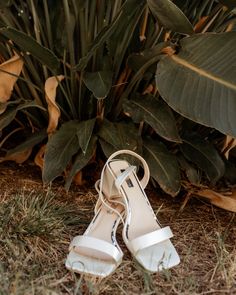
64, 136, 97, 191
5, 130, 47, 157
83, 71, 112, 98
0, 27, 60, 72
143, 138, 181, 196
77, 118, 96, 153
147, 0, 193, 34
43, 121, 80, 183
156, 32, 236, 137
0, 100, 43, 130
127, 42, 167, 72
178, 155, 201, 185
99, 120, 140, 155
123, 94, 181, 143
180, 133, 225, 183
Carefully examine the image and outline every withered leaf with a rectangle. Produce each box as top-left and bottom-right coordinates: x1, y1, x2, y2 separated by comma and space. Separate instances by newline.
45, 75, 64, 134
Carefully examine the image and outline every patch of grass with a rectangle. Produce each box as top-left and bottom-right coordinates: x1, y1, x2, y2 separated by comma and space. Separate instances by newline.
0, 187, 235, 294
0, 190, 84, 294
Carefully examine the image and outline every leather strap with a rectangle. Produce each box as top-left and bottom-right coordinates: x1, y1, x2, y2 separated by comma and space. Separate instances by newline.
127, 227, 173, 255
69, 235, 123, 264
115, 166, 136, 189
106, 150, 150, 189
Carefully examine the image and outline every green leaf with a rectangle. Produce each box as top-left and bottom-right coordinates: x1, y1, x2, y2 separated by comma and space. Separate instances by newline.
143, 138, 181, 196
0, 100, 41, 130
180, 133, 225, 183
156, 32, 236, 137
43, 121, 80, 183
178, 155, 201, 185
5, 130, 47, 157
99, 120, 140, 155
83, 71, 112, 98
74, 0, 145, 71
0, 27, 60, 72
123, 94, 181, 143
107, 0, 146, 74
0, 108, 17, 130
127, 42, 167, 72
99, 139, 116, 158
147, 0, 193, 34
74, 10, 123, 71
77, 118, 96, 153
64, 136, 97, 191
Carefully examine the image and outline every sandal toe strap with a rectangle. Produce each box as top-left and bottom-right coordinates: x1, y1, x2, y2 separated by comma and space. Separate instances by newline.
127, 226, 173, 255
69, 236, 123, 264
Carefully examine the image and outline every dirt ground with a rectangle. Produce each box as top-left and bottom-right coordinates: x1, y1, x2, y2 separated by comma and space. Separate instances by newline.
0, 161, 235, 295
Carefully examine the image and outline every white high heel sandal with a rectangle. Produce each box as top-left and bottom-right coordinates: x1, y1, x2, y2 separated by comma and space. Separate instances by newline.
102, 150, 180, 272
65, 149, 180, 277
65, 163, 124, 277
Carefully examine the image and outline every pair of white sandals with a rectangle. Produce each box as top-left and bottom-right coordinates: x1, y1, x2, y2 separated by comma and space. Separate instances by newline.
65, 150, 180, 277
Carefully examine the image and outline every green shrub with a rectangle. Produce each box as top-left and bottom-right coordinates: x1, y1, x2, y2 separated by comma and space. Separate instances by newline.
0, 0, 236, 201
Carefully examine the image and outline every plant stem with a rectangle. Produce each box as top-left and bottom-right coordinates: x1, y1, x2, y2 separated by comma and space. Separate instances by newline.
43, 0, 53, 50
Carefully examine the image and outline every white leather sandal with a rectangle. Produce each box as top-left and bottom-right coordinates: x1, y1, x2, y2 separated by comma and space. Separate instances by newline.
102, 150, 180, 272
65, 168, 124, 277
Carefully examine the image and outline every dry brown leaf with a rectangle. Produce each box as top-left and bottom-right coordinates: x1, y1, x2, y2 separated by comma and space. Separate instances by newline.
221, 135, 236, 159
34, 145, 46, 170
142, 84, 154, 95
73, 171, 84, 186
45, 75, 64, 134
0, 148, 32, 164
194, 16, 209, 33
161, 46, 175, 56
195, 189, 236, 212
0, 54, 24, 114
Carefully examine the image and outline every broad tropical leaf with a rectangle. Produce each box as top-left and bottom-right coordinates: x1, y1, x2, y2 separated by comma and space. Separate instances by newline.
43, 121, 80, 183
156, 32, 236, 137
147, 0, 193, 34
0, 130, 47, 163
123, 94, 181, 142
181, 133, 225, 183
0, 27, 60, 72
0, 100, 43, 130
77, 118, 96, 153
83, 71, 112, 98
65, 136, 97, 191
143, 138, 181, 196
45, 75, 64, 134
0, 54, 23, 114
99, 120, 140, 155
127, 42, 167, 72
178, 155, 201, 185
195, 189, 236, 212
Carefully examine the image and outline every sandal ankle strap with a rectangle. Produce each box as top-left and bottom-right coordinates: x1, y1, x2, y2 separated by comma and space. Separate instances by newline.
106, 150, 150, 189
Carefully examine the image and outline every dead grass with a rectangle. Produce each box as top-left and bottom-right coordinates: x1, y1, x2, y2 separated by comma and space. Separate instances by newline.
0, 163, 235, 294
